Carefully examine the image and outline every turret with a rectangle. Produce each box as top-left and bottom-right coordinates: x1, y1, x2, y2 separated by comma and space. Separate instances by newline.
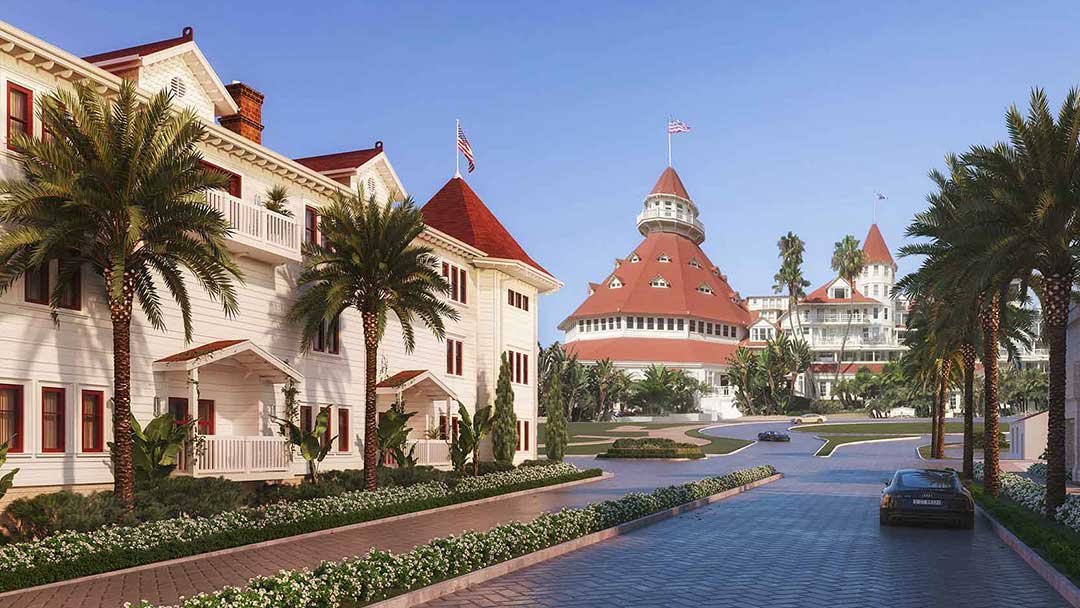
636, 166, 705, 245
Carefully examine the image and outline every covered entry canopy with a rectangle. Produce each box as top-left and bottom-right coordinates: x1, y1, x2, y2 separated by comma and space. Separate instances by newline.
153, 339, 302, 383
375, 369, 459, 402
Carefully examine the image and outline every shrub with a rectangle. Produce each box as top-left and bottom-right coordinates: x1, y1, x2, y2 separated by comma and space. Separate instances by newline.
473, 461, 515, 476
2, 491, 130, 542
250, 480, 345, 506
133, 465, 777, 608
519, 459, 557, 468
598, 438, 705, 459
374, 466, 456, 489
135, 477, 248, 520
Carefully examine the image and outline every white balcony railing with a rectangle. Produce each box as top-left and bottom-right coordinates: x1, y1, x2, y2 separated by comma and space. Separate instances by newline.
414, 439, 451, 465
636, 208, 706, 233
192, 435, 291, 477
206, 190, 301, 262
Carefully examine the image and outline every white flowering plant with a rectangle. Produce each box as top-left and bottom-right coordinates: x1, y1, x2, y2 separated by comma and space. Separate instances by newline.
133, 465, 778, 608
0, 461, 599, 592
974, 462, 1080, 530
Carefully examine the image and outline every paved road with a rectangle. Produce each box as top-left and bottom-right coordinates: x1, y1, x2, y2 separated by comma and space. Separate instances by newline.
426, 421, 1069, 608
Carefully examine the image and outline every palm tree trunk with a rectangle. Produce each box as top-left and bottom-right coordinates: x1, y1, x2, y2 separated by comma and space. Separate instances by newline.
930, 367, 940, 459
109, 296, 135, 511
960, 342, 977, 479
935, 359, 951, 458
980, 293, 1001, 496
1044, 272, 1071, 518
362, 310, 380, 491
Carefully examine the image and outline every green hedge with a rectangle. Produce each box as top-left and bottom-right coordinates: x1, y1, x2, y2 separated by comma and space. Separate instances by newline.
597, 437, 705, 459
0, 468, 602, 593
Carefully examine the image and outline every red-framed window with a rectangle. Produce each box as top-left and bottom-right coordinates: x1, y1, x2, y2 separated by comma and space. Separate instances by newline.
446, 339, 463, 376
516, 420, 529, 451
507, 351, 529, 385
442, 262, 466, 304
200, 161, 242, 197
300, 405, 313, 433
58, 259, 82, 310
337, 408, 349, 451
81, 390, 104, 453
24, 263, 49, 305
312, 315, 340, 354
320, 406, 331, 445
508, 289, 529, 311
0, 384, 24, 453
523, 421, 529, 451
304, 206, 319, 246
7, 82, 32, 150
41, 387, 65, 453
197, 399, 215, 435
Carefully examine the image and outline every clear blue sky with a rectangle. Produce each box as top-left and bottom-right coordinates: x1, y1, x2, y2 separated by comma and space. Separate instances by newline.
9, 2, 1080, 343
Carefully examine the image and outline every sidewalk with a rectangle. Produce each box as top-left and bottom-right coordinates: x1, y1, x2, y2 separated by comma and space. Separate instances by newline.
1, 475, 622, 608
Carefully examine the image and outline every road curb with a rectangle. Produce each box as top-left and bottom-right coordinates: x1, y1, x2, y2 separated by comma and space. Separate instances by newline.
814, 435, 920, 458
367, 472, 784, 608
0, 471, 612, 601
977, 504, 1080, 607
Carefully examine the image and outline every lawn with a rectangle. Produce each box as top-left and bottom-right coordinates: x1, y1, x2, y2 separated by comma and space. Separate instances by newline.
814, 434, 919, 456
539, 421, 751, 456
792, 421, 1010, 435
917, 443, 962, 460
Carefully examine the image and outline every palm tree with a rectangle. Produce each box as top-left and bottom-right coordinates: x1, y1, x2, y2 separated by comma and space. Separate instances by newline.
0, 81, 241, 510
830, 235, 866, 390
773, 232, 815, 398
963, 87, 1080, 513
289, 190, 458, 491
262, 184, 294, 217
589, 359, 619, 421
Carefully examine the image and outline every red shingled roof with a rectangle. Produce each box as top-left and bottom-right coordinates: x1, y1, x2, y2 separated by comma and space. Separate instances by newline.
155, 339, 246, 363
376, 369, 427, 388
421, 177, 550, 276
802, 278, 878, 304
84, 26, 195, 64
566, 338, 740, 366
565, 231, 750, 326
811, 362, 886, 374
650, 166, 691, 200
862, 224, 895, 266
294, 144, 383, 173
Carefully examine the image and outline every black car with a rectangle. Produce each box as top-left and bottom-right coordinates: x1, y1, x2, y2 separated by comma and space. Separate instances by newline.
880, 469, 974, 529
757, 431, 790, 442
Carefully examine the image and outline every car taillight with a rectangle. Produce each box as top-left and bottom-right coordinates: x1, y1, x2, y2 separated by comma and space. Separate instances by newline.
880, 495, 893, 508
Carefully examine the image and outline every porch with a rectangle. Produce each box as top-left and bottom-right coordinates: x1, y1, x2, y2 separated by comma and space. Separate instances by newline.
153, 339, 304, 481
375, 370, 461, 468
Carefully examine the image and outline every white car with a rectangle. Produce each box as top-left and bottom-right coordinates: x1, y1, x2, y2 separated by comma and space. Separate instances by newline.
791, 414, 827, 425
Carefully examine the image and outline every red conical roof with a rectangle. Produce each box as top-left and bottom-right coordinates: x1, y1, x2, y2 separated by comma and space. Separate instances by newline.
862, 224, 895, 266
421, 177, 551, 276
563, 231, 749, 326
650, 166, 692, 200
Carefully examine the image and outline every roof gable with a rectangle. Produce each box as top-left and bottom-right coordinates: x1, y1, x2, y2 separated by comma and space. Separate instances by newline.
863, 224, 895, 266
421, 177, 550, 277
803, 277, 878, 304
649, 166, 692, 201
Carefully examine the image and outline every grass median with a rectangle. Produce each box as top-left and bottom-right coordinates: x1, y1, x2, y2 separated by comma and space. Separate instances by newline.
815, 434, 919, 456
793, 421, 1009, 435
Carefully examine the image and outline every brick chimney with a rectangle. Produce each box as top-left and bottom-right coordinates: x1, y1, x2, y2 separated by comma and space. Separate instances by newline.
220, 81, 265, 144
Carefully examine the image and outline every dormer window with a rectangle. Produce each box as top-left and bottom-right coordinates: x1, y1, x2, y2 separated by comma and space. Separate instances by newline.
629, 253, 641, 263
649, 276, 670, 288
688, 259, 702, 269
832, 287, 848, 299
696, 284, 713, 295
609, 277, 623, 289
657, 253, 671, 263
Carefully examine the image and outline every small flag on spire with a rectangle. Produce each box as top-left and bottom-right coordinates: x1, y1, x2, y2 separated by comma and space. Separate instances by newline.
667, 119, 691, 134
457, 124, 475, 173
875, 192, 887, 200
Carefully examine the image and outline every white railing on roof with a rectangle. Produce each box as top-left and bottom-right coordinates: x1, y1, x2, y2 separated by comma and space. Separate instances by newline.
206, 190, 300, 260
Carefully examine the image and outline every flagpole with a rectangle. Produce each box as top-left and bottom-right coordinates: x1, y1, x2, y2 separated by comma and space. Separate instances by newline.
666, 116, 672, 167
455, 119, 461, 178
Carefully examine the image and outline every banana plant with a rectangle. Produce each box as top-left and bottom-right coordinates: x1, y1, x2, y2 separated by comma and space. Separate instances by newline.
116, 413, 196, 481
273, 407, 336, 483
458, 402, 493, 476
0, 437, 19, 500
376, 407, 418, 468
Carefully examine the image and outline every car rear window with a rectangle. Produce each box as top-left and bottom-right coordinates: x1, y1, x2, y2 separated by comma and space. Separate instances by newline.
896, 471, 956, 489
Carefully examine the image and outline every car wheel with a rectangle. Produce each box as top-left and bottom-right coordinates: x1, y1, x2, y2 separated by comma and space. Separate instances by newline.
962, 514, 974, 530
879, 511, 890, 526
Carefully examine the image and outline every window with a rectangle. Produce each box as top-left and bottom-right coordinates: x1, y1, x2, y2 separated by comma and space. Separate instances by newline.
707, 323, 714, 335
338, 409, 349, 451
446, 339, 464, 376
508, 289, 530, 309
443, 262, 467, 304
884, 307, 889, 320
872, 285, 880, 296
197, 399, 215, 435
832, 287, 847, 299
677, 319, 684, 330
608, 278, 622, 289
24, 263, 48, 304
507, 350, 529, 385
666, 318, 674, 330
689, 259, 702, 269
636, 317, 644, 329
873, 308, 880, 320
319, 406, 331, 446
312, 315, 340, 354
41, 387, 65, 453
304, 206, 319, 246
629, 253, 640, 263
200, 161, 242, 198
649, 276, 670, 288
517, 420, 530, 451
647, 317, 654, 330
689, 320, 697, 332
300, 405, 313, 433
81, 390, 104, 453
697, 284, 713, 295
657, 254, 671, 263
7, 82, 32, 150
168, 397, 190, 426
59, 259, 82, 310
0, 385, 23, 453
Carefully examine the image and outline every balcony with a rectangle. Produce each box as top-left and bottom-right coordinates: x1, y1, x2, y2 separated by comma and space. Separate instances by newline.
636, 208, 706, 244
207, 190, 301, 264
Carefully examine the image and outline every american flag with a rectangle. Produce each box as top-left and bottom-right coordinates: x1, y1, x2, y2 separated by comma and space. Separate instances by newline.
457, 124, 475, 173
875, 192, 887, 201
667, 119, 691, 134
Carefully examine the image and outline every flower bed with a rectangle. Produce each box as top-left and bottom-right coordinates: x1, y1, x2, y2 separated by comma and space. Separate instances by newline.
974, 462, 1080, 530
136, 465, 778, 608
597, 438, 705, 460
0, 463, 600, 592
1026, 462, 1073, 482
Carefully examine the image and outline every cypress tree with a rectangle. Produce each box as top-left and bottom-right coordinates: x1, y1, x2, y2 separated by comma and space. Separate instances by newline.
544, 365, 567, 461
491, 352, 518, 464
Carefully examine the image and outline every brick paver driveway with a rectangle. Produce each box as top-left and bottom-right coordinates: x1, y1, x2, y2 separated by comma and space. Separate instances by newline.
426, 421, 1069, 608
